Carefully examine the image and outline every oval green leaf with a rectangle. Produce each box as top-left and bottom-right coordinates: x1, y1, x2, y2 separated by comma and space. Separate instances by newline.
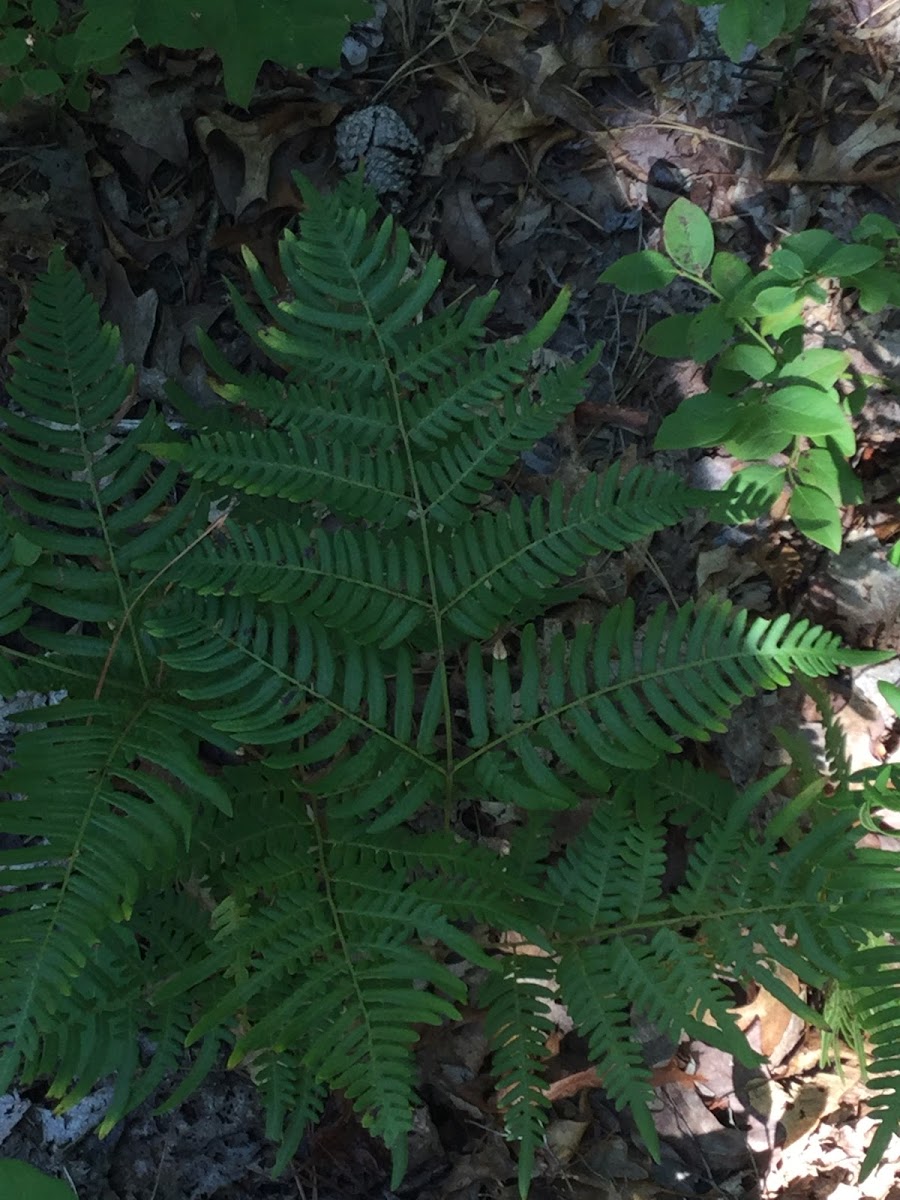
687, 304, 736, 363
0, 30, 28, 66
747, 0, 789, 49
854, 267, 900, 313
789, 483, 842, 552
719, 342, 776, 380
599, 251, 677, 295
31, 0, 59, 29
21, 67, 64, 95
723, 403, 795, 459
853, 213, 899, 244
0, 74, 24, 108
752, 285, 800, 316
766, 386, 855, 454
781, 229, 843, 271
776, 347, 848, 388
717, 1, 751, 62
711, 251, 752, 298
795, 446, 862, 506
816, 243, 884, 278
642, 313, 694, 357
654, 392, 740, 450
663, 198, 715, 274
759, 298, 806, 341
710, 250, 753, 300
706, 464, 786, 524
768, 249, 806, 281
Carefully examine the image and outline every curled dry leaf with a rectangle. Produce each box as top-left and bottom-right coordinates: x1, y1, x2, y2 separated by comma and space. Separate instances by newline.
436, 69, 557, 153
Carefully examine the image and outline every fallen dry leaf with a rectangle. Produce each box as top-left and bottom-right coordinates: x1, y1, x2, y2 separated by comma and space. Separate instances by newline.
105, 61, 191, 172
101, 251, 159, 367
196, 103, 338, 217
781, 1064, 862, 1146
441, 184, 501, 276
733, 965, 806, 1066
768, 106, 900, 184
436, 70, 556, 154
544, 1117, 589, 1164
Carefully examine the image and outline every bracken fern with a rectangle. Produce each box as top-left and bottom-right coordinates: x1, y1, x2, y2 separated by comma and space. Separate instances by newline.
0, 174, 897, 1195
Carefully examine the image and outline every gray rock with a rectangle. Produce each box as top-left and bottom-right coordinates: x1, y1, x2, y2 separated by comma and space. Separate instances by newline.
0, 1092, 30, 1146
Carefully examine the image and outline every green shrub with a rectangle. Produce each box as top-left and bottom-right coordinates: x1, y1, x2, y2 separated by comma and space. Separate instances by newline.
0, 176, 897, 1195
0, 0, 370, 109
601, 201, 900, 552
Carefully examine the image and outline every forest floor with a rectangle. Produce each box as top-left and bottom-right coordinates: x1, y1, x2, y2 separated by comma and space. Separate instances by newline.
2, 1, 900, 1198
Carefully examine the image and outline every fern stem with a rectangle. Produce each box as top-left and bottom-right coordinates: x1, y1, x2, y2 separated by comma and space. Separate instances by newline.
553, 899, 830, 946
309, 810, 378, 1083
67, 369, 149, 687
331, 217, 456, 828
95, 509, 232, 701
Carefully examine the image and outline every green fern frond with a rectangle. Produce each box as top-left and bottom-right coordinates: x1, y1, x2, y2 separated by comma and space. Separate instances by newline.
3, 174, 897, 1191
405, 289, 573, 455
185, 769, 309, 882
666, 784, 836, 1014
0, 251, 197, 636
28, 892, 226, 1135
327, 823, 552, 945
236, 172, 443, 390
645, 928, 761, 1064
392, 291, 499, 386
254, 1050, 326, 1177
151, 428, 412, 526
462, 601, 879, 794
0, 697, 228, 1093
200, 348, 398, 447
148, 595, 445, 823
171, 842, 473, 1162
0, 532, 30, 692
557, 946, 659, 1155
165, 522, 429, 649
24, 922, 145, 1108
672, 779, 767, 912
0, 534, 30, 628
548, 799, 667, 929
437, 465, 695, 640
846, 943, 900, 1180
415, 356, 595, 528
482, 955, 555, 1199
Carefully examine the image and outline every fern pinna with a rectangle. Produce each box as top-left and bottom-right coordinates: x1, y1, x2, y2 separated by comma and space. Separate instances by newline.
0, 175, 897, 1194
